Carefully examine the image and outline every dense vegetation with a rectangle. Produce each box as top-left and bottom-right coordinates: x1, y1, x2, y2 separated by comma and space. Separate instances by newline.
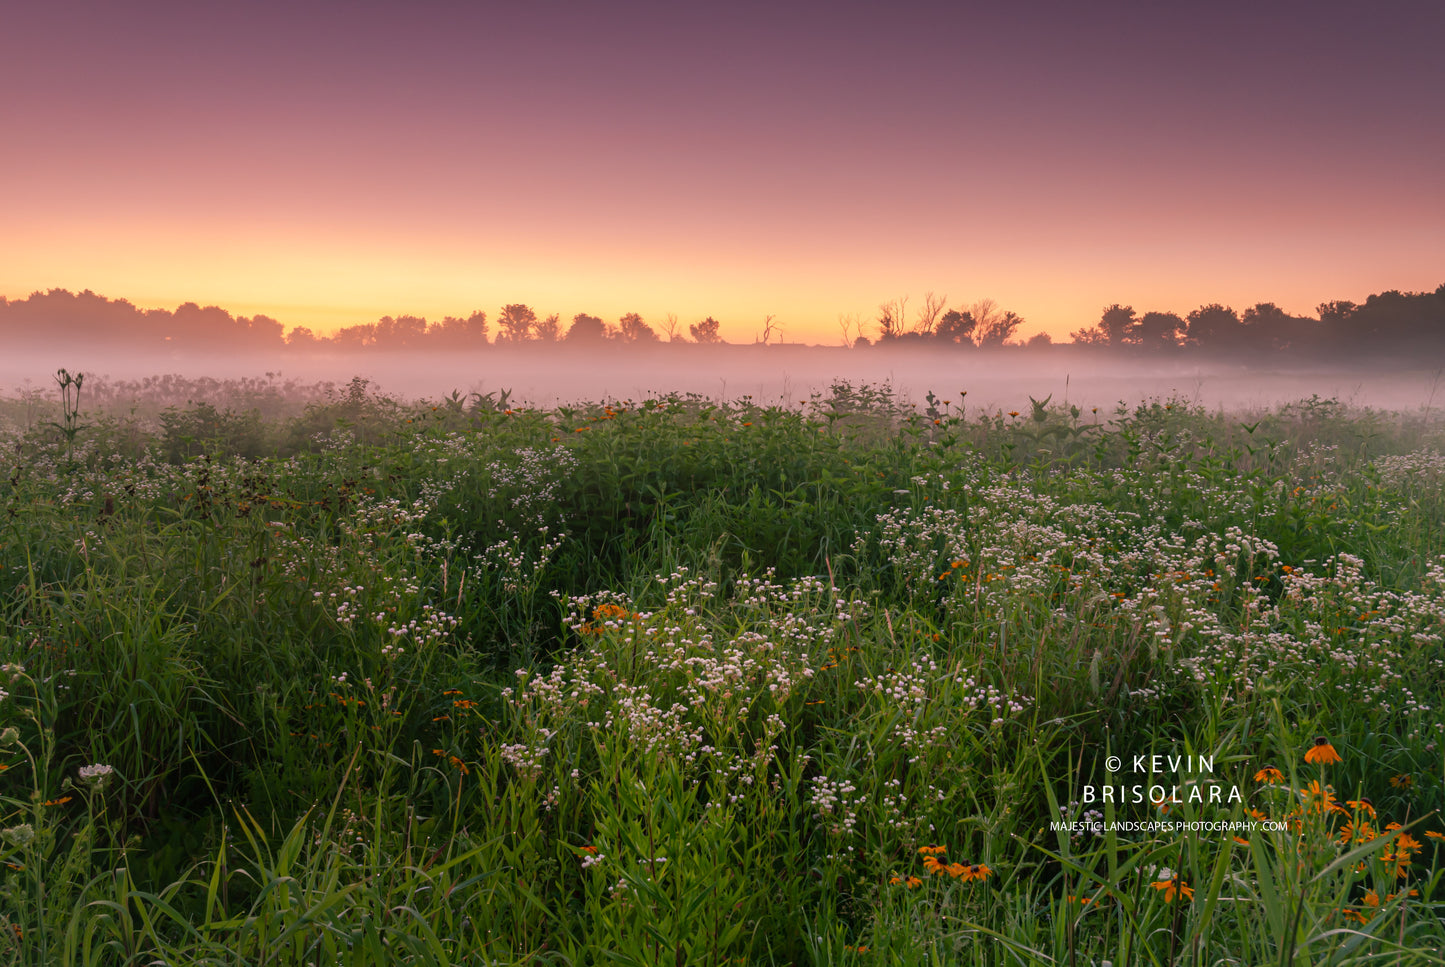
3, 376, 1445, 965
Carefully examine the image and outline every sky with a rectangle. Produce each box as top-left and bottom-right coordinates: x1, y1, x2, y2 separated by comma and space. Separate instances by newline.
4, 0, 1442, 344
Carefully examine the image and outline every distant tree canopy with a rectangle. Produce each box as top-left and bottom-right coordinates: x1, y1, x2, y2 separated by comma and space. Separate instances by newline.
689, 317, 722, 344
618, 312, 658, 343
872, 296, 1026, 348
935, 308, 977, 344
495, 304, 538, 344
534, 314, 562, 343
566, 314, 608, 343
0, 289, 290, 351
1185, 304, 1240, 348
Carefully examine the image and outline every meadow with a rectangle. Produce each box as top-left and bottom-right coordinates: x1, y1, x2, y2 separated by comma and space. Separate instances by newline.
2, 374, 1444, 965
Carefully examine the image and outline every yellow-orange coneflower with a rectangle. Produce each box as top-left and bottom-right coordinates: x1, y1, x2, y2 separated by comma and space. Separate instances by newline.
1304, 736, 1342, 765
1300, 780, 1337, 814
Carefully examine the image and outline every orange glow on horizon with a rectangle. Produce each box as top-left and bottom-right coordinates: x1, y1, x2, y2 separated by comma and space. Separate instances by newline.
7, 212, 1439, 346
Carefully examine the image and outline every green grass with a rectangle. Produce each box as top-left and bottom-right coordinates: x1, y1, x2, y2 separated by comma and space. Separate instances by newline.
3, 381, 1445, 964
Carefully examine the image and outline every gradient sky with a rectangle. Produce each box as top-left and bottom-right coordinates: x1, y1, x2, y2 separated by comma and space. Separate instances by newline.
4, 0, 1441, 343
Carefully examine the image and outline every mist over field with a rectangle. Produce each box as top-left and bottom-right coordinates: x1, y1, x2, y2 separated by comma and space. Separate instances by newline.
3, 344, 1444, 418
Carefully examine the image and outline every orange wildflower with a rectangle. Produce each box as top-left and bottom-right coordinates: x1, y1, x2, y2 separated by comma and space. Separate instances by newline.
1378, 847, 1412, 879
1299, 780, 1337, 814
1304, 736, 1342, 765
1254, 766, 1284, 783
1152, 877, 1193, 903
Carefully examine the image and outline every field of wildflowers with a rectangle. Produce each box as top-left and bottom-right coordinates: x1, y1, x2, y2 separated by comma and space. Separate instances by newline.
1, 377, 1443, 964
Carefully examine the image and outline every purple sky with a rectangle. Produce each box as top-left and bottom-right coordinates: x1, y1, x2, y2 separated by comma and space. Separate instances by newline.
4, 0, 1441, 342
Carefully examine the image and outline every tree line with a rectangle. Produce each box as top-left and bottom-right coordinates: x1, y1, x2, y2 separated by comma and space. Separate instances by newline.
2, 284, 1441, 357
1067, 288, 1445, 357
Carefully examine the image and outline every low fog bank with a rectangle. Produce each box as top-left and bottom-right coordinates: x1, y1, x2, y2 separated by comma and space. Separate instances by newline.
3, 344, 1443, 418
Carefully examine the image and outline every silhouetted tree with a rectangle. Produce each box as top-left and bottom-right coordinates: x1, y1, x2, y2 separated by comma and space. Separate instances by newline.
1134, 311, 1185, 350
972, 300, 1024, 347
875, 297, 907, 341
333, 322, 378, 349
755, 315, 783, 345
1185, 304, 1240, 349
618, 312, 658, 343
1099, 304, 1136, 346
496, 304, 538, 344
535, 313, 562, 342
1317, 300, 1357, 343
566, 313, 608, 343
243, 314, 284, 346
373, 314, 429, 349
1320, 287, 1445, 354
1241, 302, 1313, 352
914, 292, 947, 337
1070, 325, 1106, 345
286, 325, 322, 349
431, 311, 489, 347
935, 308, 977, 345
689, 317, 722, 343
164, 304, 283, 349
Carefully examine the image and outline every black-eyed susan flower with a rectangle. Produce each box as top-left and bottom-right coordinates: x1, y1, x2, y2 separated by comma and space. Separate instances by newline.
1378, 847, 1412, 879
1304, 736, 1342, 765
1254, 766, 1284, 783
1389, 774, 1414, 790
962, 863, 992, 882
